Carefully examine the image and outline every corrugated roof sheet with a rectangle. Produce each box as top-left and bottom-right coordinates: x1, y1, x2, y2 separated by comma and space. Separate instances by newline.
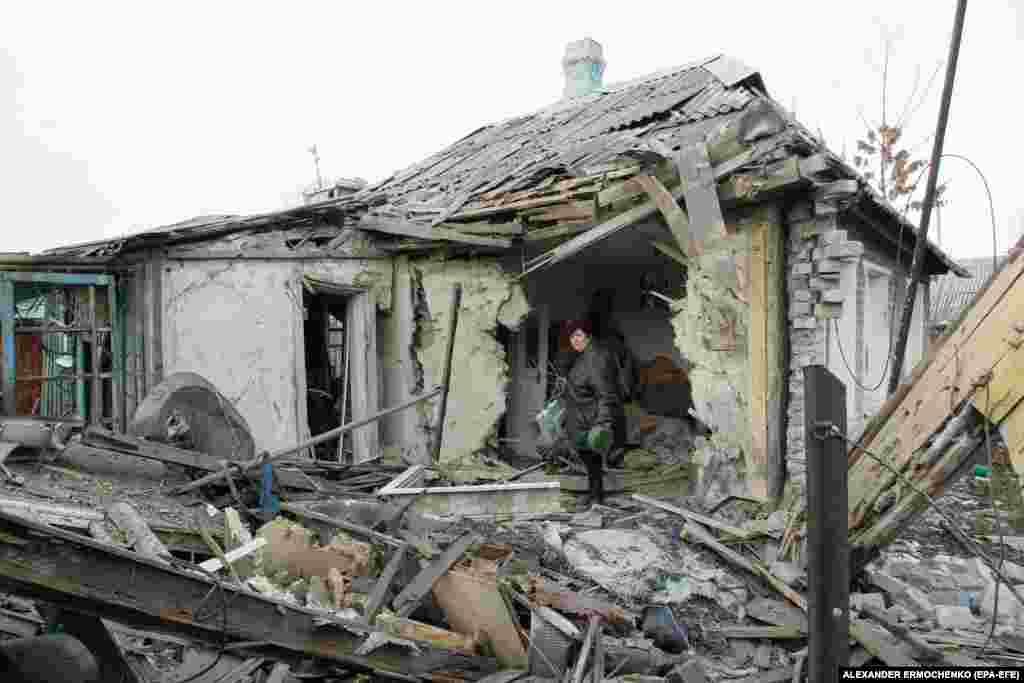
930, 254, 1007, 326
34, 53, 964, 276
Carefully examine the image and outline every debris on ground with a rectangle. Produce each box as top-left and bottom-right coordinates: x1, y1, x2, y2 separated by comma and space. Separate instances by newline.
1, 377, 1023, 682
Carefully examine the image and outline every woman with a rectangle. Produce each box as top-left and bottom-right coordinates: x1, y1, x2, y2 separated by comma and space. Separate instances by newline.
559, 318, 626, 507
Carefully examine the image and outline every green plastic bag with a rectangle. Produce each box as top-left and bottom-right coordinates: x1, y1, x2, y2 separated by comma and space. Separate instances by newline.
536, 399, 567, 449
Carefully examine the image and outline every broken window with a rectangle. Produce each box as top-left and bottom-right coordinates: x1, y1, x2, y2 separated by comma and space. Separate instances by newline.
0, 272, 131, 429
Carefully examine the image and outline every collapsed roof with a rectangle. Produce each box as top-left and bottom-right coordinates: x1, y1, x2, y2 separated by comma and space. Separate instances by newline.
37, 54, 965, 277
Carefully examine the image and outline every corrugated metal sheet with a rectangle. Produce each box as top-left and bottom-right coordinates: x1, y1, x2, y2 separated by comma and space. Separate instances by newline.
930, 255, 1007, 326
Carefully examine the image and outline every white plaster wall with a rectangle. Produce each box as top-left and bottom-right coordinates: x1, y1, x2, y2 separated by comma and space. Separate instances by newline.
161, 258, 392, 454
414, 257, 530, 466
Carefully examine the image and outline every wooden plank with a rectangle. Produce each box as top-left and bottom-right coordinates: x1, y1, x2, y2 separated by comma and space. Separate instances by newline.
348, 290, 380, 463
363, 543, 409, 624
108, 502, 172, 563
522, 222, 593, 243
392, 533, 478, 618
745, 598, 809, 632
0, 509, 430, 676
197, 537, 266, 573
1, 278, 17, 417
847, 253, 1024, 531
632, 494, 752, 538
571, 615, 601, 683
634, 174, 693, 257
651, 240, 688, 268
109, 280, 124, 431
522, 201, 596, 223
1005, 406, 1024, 479
442, 220, 523, 236
676, 143, 727, 247
280, 502, 404, 548
718, 625, 803, 639
357, 216, 511, 248
718, 157, 803, 205
378, 465, 427, 496
748, 221, 770, 501
848, 620, 920, 668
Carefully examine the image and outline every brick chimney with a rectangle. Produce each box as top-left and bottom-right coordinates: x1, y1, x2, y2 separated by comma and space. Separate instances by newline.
562, 38, 605, 99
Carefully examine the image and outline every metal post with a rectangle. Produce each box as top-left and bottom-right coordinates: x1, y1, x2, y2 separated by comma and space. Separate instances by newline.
432, 284, 462, 463
0, 278, 15, 417
804, 365, 849, 680
888, 0, 969, 394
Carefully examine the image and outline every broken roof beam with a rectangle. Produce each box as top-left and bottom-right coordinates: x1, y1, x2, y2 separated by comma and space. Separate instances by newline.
0, 510, 441, 677
357, 216, 512, 248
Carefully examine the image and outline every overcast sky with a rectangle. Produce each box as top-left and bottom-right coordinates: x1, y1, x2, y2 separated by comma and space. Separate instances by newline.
3, 1, 1021, 260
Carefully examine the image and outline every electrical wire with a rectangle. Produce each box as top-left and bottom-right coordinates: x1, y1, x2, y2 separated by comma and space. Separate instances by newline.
978, 383, 1005, 657
819, 424, 1024, 614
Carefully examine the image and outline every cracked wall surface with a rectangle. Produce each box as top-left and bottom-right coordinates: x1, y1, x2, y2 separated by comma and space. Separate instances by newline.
411, 256, 530, 466
671, 205, 785, 502
161, 258, 392, 453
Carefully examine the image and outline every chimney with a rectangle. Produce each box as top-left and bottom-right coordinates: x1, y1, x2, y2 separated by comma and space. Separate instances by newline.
562, 37, 605, 99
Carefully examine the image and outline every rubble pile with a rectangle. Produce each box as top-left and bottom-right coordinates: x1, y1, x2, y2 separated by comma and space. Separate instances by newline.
0, 406, 1023, 681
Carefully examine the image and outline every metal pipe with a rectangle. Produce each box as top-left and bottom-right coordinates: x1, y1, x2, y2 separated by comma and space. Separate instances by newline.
432, 284, 462, 463
888, 0, 969, 395
172, 386, 445, 495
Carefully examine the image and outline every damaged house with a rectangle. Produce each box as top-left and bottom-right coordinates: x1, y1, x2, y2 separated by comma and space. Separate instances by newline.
1, 39, 967, 505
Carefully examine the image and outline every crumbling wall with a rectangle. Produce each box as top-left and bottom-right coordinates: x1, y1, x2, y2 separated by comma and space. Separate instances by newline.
411, 256, 530, 466
784, 200, 928, 487
671, 205, 785, 504
161, 258, 392, 453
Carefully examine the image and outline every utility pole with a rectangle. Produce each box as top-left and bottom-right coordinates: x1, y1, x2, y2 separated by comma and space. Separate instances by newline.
308, 145, 324, 191
888, 0, 968, 395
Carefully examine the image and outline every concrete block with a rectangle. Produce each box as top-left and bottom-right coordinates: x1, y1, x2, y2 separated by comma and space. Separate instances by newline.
792, 263, 813, 276
820, 229, 848, 245
820, 289, 844, 304
812, 248, 825, 260
792, 290, 813, 303
814, 303, 843, 319
824, 241, 865, 260
815, 258, 842, 274
936, 606, 979, 631
792, 317, 817, 330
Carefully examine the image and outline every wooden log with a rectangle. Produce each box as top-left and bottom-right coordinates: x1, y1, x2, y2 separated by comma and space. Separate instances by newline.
635, 174, 693, 257
107, 502, 172, 562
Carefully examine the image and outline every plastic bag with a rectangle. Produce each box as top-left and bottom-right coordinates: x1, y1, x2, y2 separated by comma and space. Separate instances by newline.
535, 398, 567, 449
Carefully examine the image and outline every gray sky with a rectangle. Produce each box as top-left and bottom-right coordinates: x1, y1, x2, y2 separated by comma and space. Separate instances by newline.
3, 1, 1021, 260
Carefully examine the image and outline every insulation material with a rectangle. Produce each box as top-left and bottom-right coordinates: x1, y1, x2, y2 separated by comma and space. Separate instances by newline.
413, 257, 530, 465
670, 227, 752, 500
